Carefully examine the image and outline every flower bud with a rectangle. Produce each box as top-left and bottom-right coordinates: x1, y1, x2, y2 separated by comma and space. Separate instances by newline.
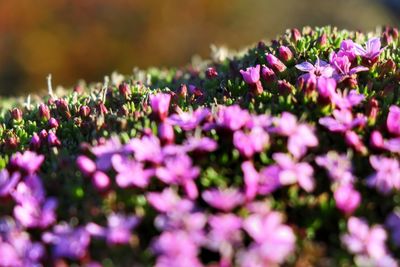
48, 131, 61, 147
277, 80, 293, 95
97, 102, 108, 115
150, 93, 171, 121
39, 104, 51, 120
73, 84, 84, 94
48, 118, 59, 129
55, 98, 71, 119
370, 130, 384, 149
92, 171, 110, 191
39, 130, 48, 142
266, 54, 286, 73
291, 28, 301, 42
278, 46, 293, 62
261, 66, 276, 83
345, 131, 366, 153
10, 108, 22, 121
177, 84, 188, 99
317, 33, 328, 47
366, 98, 379, 124
118, 82, 130, 98
5, 136, 18, 150
29, 133, 41, 151
334, 184, 361, 214
77, 155, 96, 177
79, 106, 91, 118
206, 67, 218, 79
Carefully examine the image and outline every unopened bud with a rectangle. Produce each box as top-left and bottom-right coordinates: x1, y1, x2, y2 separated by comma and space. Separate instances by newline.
206, 67, 218, 79
266, 54, 286, 73
79, 106, 91, 118
39, 104, 51, 120
291, 28, 301, 42
48, 118, 59, 129
118, 82, 130, 98
48, 131, 61, 147
278, 46, 293, 62
10, 108, 22, 121
29, 133, 41, 151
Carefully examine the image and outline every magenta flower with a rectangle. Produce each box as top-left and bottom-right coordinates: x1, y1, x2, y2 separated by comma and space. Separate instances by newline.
182, 137, 217, 153
387, 105, 400, 136
207, 213, 242, 262
273, 112, 318, 158
0, 226, 45, 267
330, 53, 369, 81
242, 211, 296, 265
216, 105, 250, 131
153, 231, 202, 267
240, 65, 260, 84
319, 109, 367, 133
202, 187, 244, 211
43, 224, 91, 260
126, 134, 163, 164
337, 39, 357, 61
295, 59, 334, 79
156, 153, 200, 199
0, 169, 20, 197
233, 127, 269, 158
315, 151, 354, 185
86, 213, 139, 245
147, 188, 193, 213
9, 151, 44, 175
167, 107, 210, 131
367, 155, 400, 194
334, 184, 361, 214
271, 153, 315, 192
341, 217, 389, 260
12, 175, 57, 228
332, 89, 365, 109
354, 37, 384, 61
91, 136, 123, 170
158, 122, 174, 144
111, 154, 154, 188
150, 93, 171, 121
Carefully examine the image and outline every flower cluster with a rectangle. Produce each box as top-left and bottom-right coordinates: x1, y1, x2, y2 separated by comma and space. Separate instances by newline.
0, 26, 400, 266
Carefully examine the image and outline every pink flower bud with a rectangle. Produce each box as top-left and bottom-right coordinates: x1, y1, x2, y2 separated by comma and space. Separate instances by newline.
97, 102, 108, 115
48, 131, 61, 147
118, 82, 130, 98
29, 133, 41, 151
150, 93, 171, 121
77, 156, 96, 176
92, 171, 110, 191
39, 104, 51, 120
291, 28, 301, 42
278, 46, 293, 62
79, 106, 91, 118
39, 129, 48, 141
266, 54, 286, 73
10, 108, 22, 121
48, 118, 59, 129
334, 184, 361, 214
261, 66, 276, 83
370, 130, 384, 148
206, 67, 218, 79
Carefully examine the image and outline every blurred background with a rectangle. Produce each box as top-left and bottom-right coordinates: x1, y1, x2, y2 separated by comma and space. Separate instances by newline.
0, 0, 398, 95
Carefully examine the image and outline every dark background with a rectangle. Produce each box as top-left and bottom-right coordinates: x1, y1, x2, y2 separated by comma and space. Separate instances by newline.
0, 0, 398, 95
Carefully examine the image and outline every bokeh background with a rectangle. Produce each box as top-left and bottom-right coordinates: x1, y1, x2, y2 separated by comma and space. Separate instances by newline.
0, 0, 398, 95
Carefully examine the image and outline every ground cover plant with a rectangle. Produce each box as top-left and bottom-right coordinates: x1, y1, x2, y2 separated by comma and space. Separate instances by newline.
0, 26, 400, 266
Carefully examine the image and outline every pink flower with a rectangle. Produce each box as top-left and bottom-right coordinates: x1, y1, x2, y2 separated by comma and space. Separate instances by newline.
111, 154, 154, 188
387, 105, 400, 136
240, 65, 260, 84
216, 105, 250, 131
341, 217, 389, 260
233, 127, 269, 158
202, 188, 244, 211
319, 109, 367, 133
367, 155, 400, 194
354, 37, 384, 61
150, 93, 171, 121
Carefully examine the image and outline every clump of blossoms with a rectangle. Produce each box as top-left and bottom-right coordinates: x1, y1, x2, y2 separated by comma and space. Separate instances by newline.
0, 26, 400, 266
